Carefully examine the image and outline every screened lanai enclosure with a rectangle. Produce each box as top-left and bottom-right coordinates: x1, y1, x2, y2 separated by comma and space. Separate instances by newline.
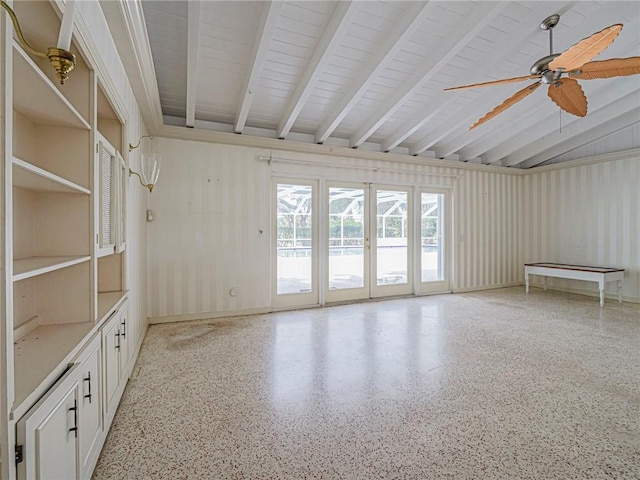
276, 183, 444, 298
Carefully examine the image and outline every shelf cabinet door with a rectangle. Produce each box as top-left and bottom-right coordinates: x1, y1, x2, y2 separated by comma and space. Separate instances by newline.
118, 304, 130, 376
16, 364, 81, 480
97, 136, 118, 257
102, 312, 121, 418
78, 338, 103, 479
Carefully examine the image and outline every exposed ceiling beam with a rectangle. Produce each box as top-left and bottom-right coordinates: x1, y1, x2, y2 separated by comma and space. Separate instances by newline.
348, 2, 508, 148
519, 108, 640, 168
502, 88, 640, 167
276, 1, 360, 139
235, 1, 283, 134
481, 77, 640, 166
383, 100, 450, 154
314, 1, 433, 144
185, 1, 201, 127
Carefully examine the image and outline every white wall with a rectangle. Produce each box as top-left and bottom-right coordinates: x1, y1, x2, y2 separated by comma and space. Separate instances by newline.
524, 152, 640, 301
147, 138, 524, 320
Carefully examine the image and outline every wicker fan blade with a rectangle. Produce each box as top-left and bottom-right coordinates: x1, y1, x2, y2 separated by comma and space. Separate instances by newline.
444, 75, 541, 91
469, 82, 541, 130
569, 56, 640, 79
547, 78, 587, 117
549, 24, 623, 72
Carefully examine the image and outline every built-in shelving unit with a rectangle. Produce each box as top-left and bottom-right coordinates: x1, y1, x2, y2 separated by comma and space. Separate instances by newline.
10, 27, 93, 417
2, 2, 138, 479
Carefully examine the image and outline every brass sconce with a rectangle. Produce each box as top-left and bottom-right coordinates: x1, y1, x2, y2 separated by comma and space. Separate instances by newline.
129, 136, 161, 193
1, 1, 76, 84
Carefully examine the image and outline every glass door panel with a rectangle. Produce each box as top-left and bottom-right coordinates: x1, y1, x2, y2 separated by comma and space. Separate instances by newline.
326, 184, 369, 302
274, 180, 318, 307
421, 193, 444, 282
371, 186, 412, 297
419, 189, 450, 294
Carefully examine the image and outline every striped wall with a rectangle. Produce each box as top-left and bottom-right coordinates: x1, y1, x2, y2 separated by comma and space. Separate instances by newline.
147, 139, 524, 320
454, 169, 524, 291
524, 152, 640, 301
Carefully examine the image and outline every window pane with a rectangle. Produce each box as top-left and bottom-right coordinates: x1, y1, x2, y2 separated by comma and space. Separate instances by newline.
376, 190, 408, 285
421, 193, 444, 282
328, 187, 365, 290
277, 184, 313, 294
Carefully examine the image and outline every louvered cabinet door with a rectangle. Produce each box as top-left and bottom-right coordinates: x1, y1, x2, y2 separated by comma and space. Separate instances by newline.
96, 135, 118, 257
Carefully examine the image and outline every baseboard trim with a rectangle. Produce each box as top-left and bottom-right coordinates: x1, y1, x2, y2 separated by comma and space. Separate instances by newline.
452, 282, 522, 294
147, 283, 638, 324
149, 307, 272, 324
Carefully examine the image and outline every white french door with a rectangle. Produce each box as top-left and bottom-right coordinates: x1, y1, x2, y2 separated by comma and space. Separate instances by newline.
325, 183, 370, 302
417, 188, 450, 294
272, 179, 319, 308
370, 185, 413, 298
273, 179, 450, 307
324, 183, 413, 301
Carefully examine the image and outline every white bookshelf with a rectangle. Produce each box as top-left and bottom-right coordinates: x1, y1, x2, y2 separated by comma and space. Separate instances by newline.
3, 3, 133, 479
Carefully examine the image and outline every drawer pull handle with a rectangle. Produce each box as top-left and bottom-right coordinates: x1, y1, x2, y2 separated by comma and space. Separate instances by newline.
68, 399, 78, 438
83, 371, 92, 403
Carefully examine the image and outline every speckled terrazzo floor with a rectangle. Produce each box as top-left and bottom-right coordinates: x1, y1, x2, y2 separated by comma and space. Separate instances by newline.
92, 287, 640, 479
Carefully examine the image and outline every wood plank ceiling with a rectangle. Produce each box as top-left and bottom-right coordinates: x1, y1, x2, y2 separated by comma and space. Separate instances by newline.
141, 1, 640, 168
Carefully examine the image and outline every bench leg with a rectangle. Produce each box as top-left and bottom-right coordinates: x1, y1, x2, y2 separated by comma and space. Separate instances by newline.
525, 275, 529, 294
599, 280, 605, 307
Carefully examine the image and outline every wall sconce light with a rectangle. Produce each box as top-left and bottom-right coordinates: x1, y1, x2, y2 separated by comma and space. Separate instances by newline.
1, 0, 76, 84
129, 136, 161, 193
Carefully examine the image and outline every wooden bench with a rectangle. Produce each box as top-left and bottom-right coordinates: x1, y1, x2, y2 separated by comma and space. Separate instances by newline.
524, 263, 624, 307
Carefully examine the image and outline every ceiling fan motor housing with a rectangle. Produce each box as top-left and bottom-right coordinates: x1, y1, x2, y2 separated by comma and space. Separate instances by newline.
530, 54, 561, 75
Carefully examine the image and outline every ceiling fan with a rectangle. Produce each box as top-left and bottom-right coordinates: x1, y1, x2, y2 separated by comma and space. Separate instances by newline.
445, 14, 640, 130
